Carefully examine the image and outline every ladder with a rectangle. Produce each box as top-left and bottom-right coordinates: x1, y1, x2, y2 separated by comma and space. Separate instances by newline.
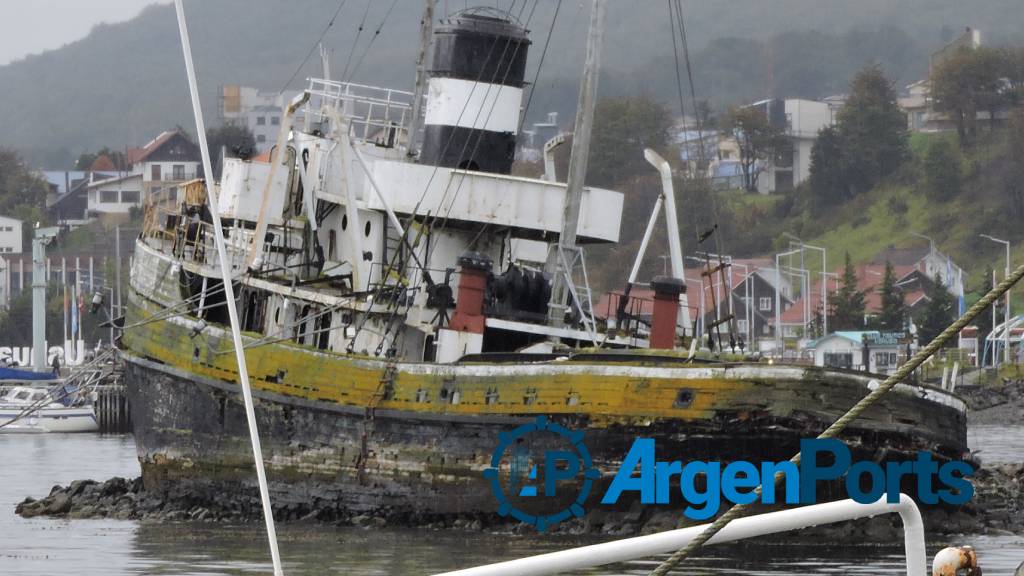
555, 246, 598, 345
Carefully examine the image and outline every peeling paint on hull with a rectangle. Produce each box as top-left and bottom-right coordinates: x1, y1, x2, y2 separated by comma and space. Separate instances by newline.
122, 330, 968, 517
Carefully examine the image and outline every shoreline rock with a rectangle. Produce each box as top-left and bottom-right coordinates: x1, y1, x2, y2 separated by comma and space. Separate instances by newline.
15, 463, 1024, 539
957, 379, 1024, 425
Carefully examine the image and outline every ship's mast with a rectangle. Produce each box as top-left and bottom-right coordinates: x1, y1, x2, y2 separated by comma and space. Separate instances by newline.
407, 0, 435, 159
545, 0, 607, 328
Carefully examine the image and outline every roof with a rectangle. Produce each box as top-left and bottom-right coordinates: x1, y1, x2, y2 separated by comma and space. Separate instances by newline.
40, 170, 88, 195
85, 172, 142, 189
806, 330, 878, 348
127, 130, 197, 165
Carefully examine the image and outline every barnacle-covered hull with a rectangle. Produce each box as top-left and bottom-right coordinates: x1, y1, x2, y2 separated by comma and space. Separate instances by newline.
122, 289, 968, 519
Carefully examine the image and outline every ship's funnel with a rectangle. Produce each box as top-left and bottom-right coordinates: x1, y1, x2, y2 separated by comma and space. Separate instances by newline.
420, 9, 530, 174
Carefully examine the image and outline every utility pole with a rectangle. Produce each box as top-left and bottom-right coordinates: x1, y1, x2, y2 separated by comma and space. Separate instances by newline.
545, 0, 607, 328
115, 226, 122, 319
31, 227, 59, 372
407, 0, 435, 158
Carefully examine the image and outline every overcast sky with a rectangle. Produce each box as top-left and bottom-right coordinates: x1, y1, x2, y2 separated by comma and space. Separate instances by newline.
0, 0, 167, 66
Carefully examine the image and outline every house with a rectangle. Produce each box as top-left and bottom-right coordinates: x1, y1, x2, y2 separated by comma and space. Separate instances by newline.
85, 131, 201, 219
896, 28, 1014, 133
0, 216, 22, 254
806, 331, 912, 375
594, 258, 796, 349
44, 171, 118, 224
220, 85, 304, 151
730, 98, 834, 194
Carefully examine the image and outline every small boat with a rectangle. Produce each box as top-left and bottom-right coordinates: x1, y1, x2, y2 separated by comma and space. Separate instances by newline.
0, 385, 99, 433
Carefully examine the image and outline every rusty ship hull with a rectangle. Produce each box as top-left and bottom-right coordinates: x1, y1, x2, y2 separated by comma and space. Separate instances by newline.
122, 292, 968, 519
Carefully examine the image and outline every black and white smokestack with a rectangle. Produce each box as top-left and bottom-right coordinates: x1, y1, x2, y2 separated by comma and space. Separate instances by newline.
419, 10, 530, 175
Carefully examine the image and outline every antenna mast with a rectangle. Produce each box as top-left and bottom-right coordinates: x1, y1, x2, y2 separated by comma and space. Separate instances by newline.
544, 0, 606, 329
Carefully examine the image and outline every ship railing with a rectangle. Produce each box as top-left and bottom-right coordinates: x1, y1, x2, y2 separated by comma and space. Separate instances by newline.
140, 203, 252, 274
434, 494, 927, 576
306, 78, 413, 146
603, 290, 653, 337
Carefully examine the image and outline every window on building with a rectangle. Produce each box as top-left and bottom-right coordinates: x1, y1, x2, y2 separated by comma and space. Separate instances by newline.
151, 164, 161, 181
121, 190, 141, 204
100, 190, 119, 203
257, 135, 267, 143
173, 164, 185, 180
271, 116, 280, 126
874, 351, 898, 368
824, 352, 853, 370
256, 116, 266, 125
759, 297, 772, 311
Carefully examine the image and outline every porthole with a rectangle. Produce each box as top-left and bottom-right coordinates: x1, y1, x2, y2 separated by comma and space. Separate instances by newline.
364, 220, 372, 237
674, 389, 694, 408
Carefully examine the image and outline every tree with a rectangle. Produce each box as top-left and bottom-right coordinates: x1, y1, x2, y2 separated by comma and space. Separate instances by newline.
0, 148, 49, 216
835, 64, 908, 196
206, 124, 257, 179
916, 274, 956, 347
808, 125, 847, 212
931, 46, 1005, 144
588, 96, 670, 188
830, 253, 866, 330
74, 147, 128, 172
723, 106, 786, 193
923, 137, 962, 201
876, 260, 907, 331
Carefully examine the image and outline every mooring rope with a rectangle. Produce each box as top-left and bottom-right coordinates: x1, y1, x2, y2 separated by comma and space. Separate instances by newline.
649, 261, 1024, 576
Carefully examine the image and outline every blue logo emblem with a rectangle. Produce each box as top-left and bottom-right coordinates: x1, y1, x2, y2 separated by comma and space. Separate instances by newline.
484, 415, 599, 531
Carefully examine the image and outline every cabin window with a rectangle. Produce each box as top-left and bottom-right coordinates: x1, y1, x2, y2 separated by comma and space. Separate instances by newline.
364, 221, 371, 237
14, 390, 29, 400
341, 214, 348, 231
151, 164, 161, 181
328, 230, 337, 260
100, 190, 119, 203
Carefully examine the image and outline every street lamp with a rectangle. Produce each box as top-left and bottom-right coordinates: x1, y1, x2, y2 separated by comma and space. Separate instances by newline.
980, 234, 1011, 366
775, 248, 802, 357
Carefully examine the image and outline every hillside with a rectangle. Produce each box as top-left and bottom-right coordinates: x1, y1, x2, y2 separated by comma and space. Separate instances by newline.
3, 0, 1024, 166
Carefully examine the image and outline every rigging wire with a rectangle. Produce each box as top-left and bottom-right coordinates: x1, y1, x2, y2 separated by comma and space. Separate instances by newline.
278, 0, 349, 93
340, 0, 374, 81
344, 0, 402, 82
517, 0, 562, 135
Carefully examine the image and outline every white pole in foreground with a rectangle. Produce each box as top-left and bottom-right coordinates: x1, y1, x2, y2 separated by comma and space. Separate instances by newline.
434, 495, 926, 576
173, 2, 284, 575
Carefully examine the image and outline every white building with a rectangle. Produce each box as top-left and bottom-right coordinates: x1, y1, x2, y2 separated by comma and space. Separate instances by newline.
754, 98, 835, 194
220, 85, 303, 151
85, 131, 201, 219
0, 216, 22, 254
806, 331, 909, 375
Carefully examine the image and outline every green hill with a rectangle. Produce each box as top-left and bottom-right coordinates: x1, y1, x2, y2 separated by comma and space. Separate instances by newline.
3, 0, 1024, 166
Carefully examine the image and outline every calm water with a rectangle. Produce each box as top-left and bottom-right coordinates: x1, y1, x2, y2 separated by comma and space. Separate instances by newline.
0, 433, 1021, 576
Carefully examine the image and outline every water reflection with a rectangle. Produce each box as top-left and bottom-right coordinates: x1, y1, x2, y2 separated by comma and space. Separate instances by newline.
1, 434, 1021, 575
